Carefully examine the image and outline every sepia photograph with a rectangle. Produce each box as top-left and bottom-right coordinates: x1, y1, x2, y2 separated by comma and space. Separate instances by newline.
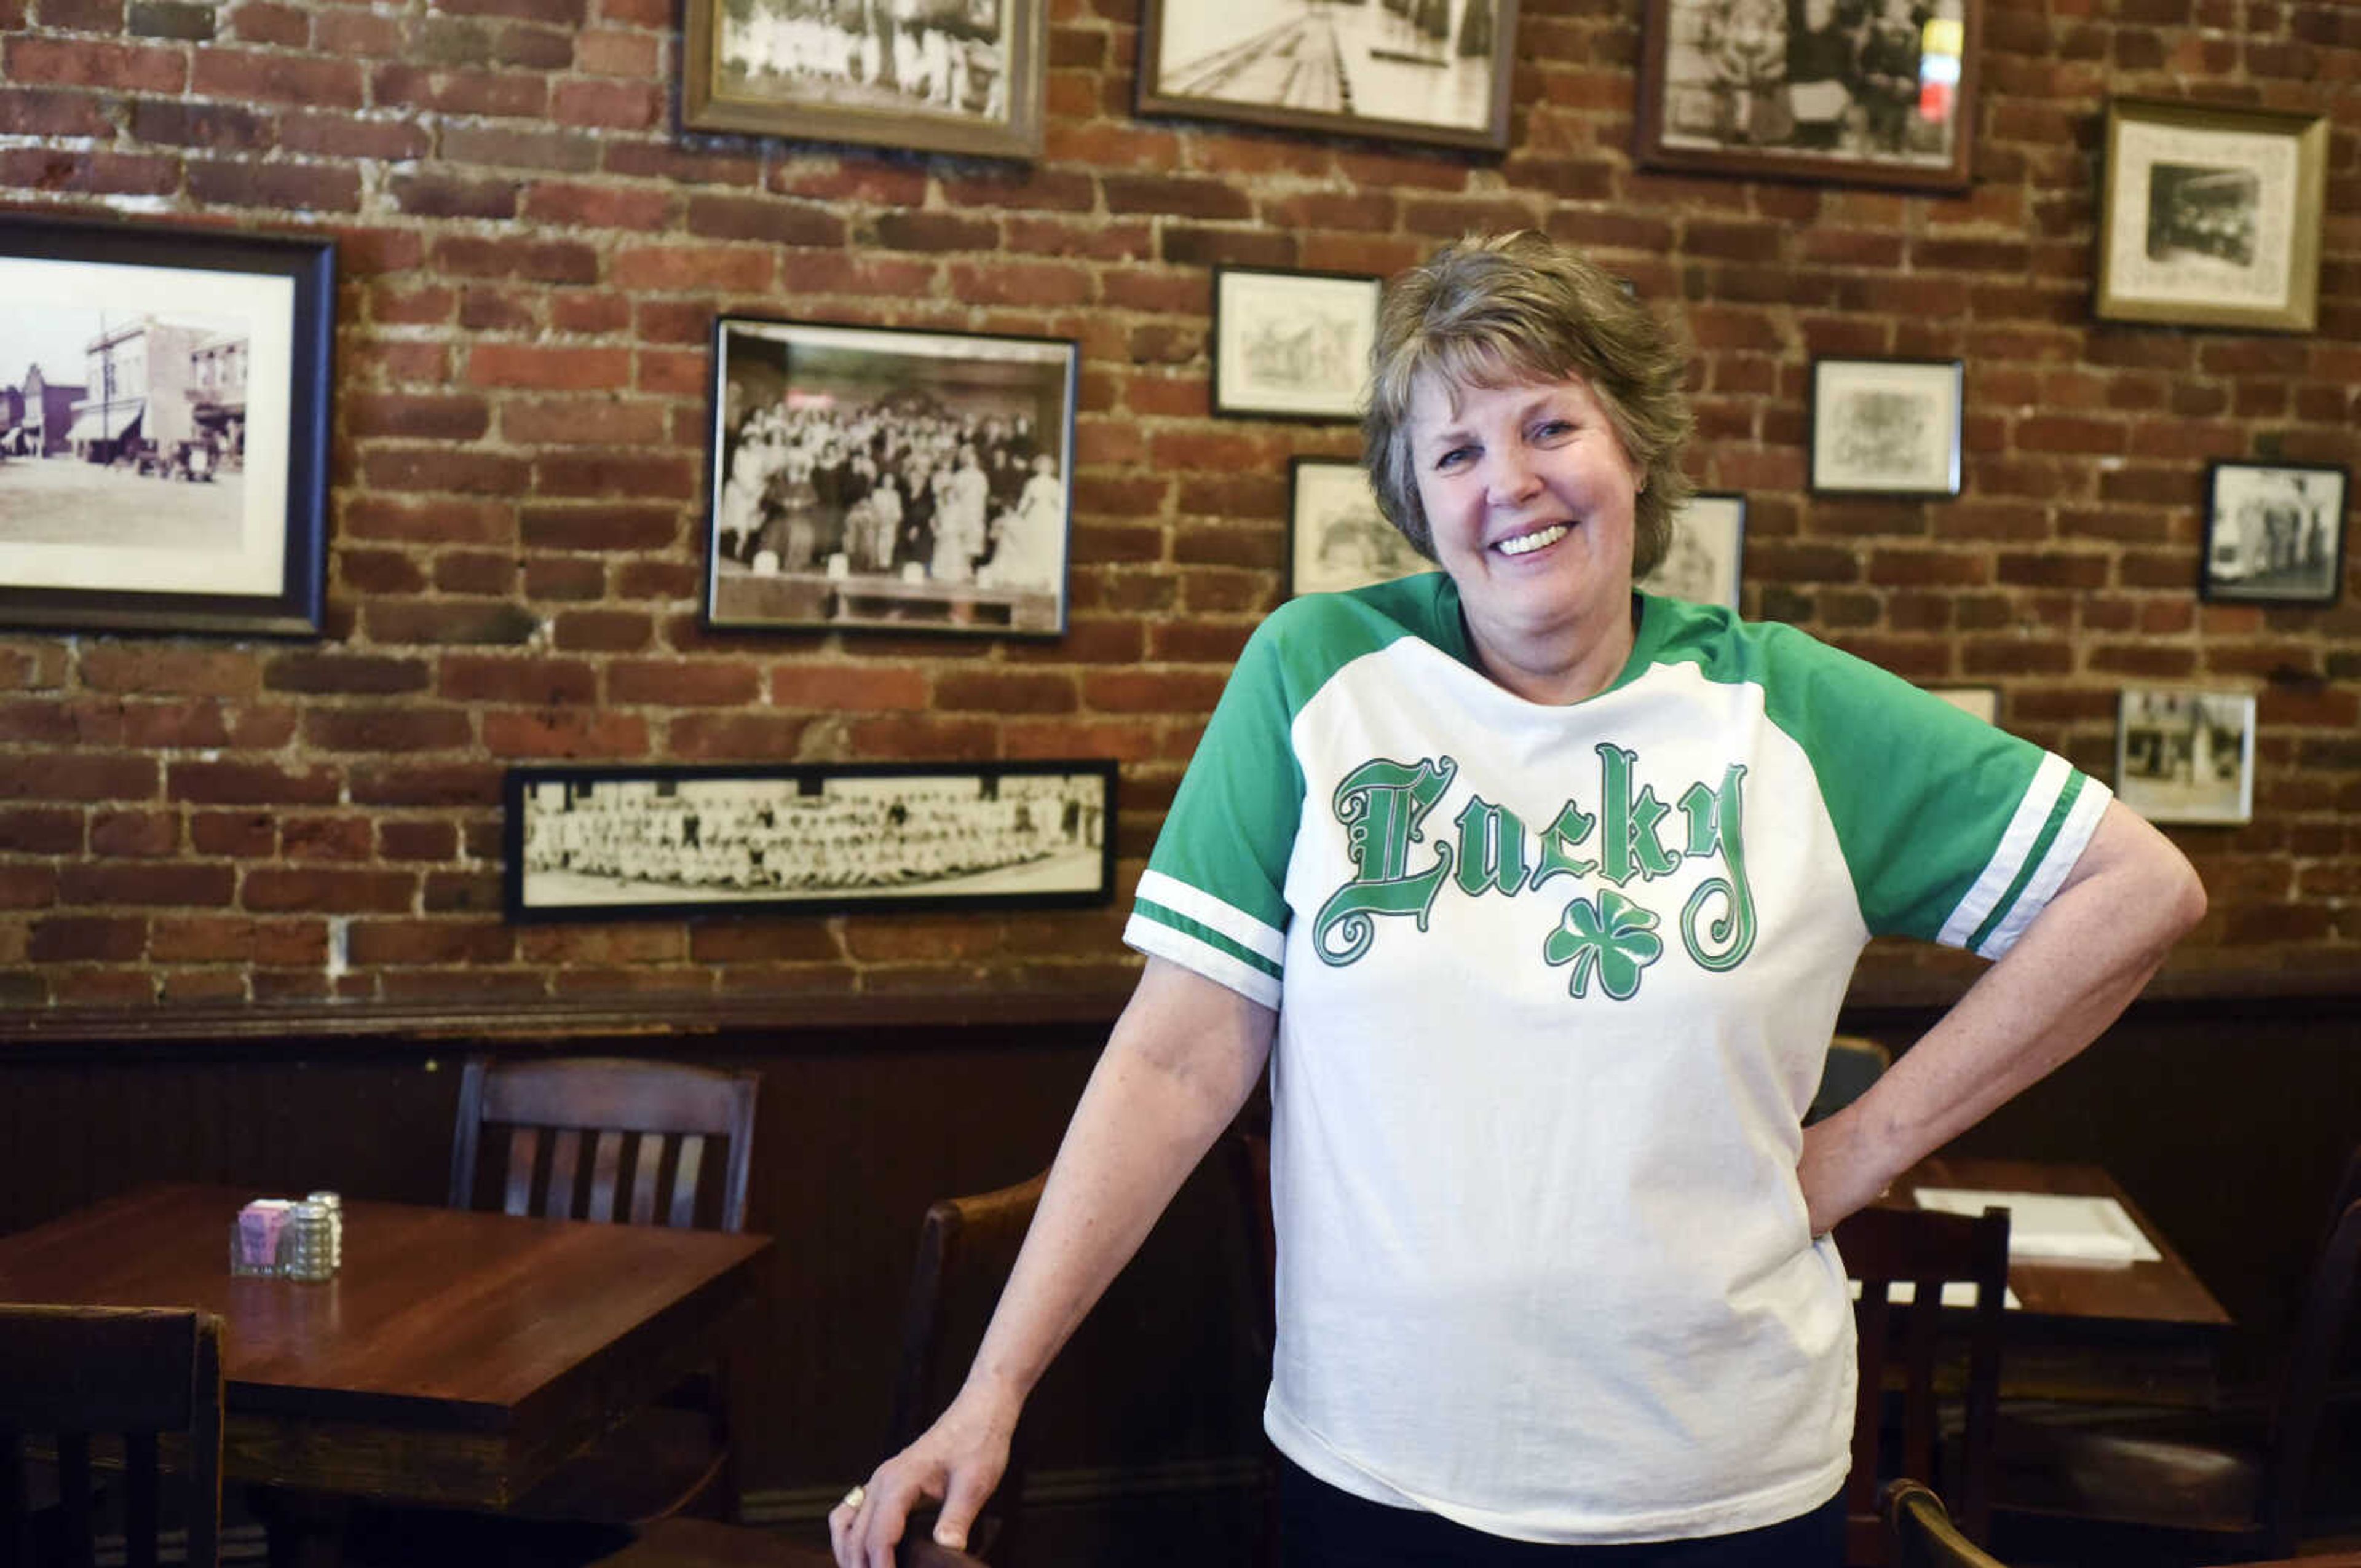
1212, 267, 1382, 423
705, 315, 1077, 639
1634, 0, 1979, 192
1926, 686, 1999, 725
0, 216, 331, 637
505, 760, 1118, 922
1639, 490, 1744, 610
2202, 460, 2347, 607
1808, 357, 1963, 497
1137, 0, 1517, 152
2115, 687, 2255, 827
1287, 457, 1426, 597
682, 0, 1044, 159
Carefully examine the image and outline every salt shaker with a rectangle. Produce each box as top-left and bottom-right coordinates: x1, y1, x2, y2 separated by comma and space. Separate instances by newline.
283, 1198, 336, 1282
305, 1190, 344, 1272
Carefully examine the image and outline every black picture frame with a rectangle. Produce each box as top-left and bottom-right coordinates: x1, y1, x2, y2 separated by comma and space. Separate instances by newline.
0, 215, 333, 637
1807, 357, 1963, 498
2200, 459, 2347, 607
705, 314, 1078, 639
504, 758, 1119, 924
1286, 456, 1426, 597
1212, 266, 1382, 424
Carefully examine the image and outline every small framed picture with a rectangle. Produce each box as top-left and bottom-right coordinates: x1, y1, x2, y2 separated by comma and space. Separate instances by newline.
1287, 458, 1426, 597
706, 315, 1077, 639
1926, 686, 1999, 724
2097, 98, 2329, 333
682, 0, 1045, 160
1136, 0, 1518, 153
1639, 490, 1745, 610
1808, 357, 1963, 498
505, 759, 1118, 923
2202, 460, 2347, 607
1212, 267, 1382, 424
2116, 687, 2255, 827
1634, 0, 1979, 192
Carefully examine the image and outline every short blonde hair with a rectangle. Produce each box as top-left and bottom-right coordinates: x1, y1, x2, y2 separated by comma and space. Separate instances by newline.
1362, 232, 1694, 578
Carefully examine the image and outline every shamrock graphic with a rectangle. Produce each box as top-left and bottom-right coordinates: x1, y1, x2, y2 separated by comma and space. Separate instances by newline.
1543, 888, 1664, 1001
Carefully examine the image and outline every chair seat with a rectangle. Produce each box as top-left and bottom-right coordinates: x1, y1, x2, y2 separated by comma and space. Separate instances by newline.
513, 1406, 730, 1527
1996, 1424, 2264, 1529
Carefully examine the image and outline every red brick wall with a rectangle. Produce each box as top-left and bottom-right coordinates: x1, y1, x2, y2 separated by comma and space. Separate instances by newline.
0, 1, 2354, 1012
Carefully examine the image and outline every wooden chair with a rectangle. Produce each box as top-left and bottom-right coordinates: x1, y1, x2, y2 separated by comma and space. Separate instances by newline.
1224, 1125, 1279, 1568
1883, 1479, 2012, 1568
0, 1304, 224, 1568
1835, 1204, 2012, 1567
1809, 1036, 1892, 1125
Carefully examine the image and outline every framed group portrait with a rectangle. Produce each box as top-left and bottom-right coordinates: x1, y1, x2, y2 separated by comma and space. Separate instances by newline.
1286, 457, 1426, 597
2201, 459, 2347, 608
2096, 98, 2329, 333
0, 215, 333, 638
1808, 357, 1963, 498
682, 0, 1045, 159
1136, 0, 1518, 153
1639, 491, 1746, 610
1212, 266, 1382, 423
2114, 687, 2255, 827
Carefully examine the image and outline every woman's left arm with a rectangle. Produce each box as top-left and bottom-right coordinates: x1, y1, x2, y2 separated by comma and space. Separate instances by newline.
1799, 798, 2207, 1234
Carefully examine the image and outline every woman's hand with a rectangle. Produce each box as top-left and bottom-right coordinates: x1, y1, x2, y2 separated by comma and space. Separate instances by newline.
829, 1385, 1017, 1568
1797, 1106, 1897, 1239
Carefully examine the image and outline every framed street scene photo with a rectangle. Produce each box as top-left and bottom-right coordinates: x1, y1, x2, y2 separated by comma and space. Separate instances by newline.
1808, 357, 1963, 497
1212, 267, 1381, 423
1639, 490, 1745, 610
1136, 0, 1517, 152
2202, 459, 2347, 607
682, 0, 1044, 159
2097, 99, 2328, 333
0, 216, 331, 637
1634, 0, 1979, 192
2115, 687, 2255, 827
1287, 457, 1426, 597
706, 315, 1077, 639
505, 760, 1118, 923
1927, 685, 1999, 724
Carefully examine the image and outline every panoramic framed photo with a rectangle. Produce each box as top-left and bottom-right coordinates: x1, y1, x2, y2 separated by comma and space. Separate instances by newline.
1286, 457, 1426, 597
505, 759, 1118, 923
0, 215, 332, 637
1634, 0, 1979, 192
682, 0, 1044, 159
706, 315, 1077, 639
1639, 490, 1745, 610
2115, 687, 2255, 827
2097, 98, 2328, 333
2201, 459, 2347, 607
1136, 0, 1517, 152
1808, 357, 1963, 498
1212, 267, 1381, 423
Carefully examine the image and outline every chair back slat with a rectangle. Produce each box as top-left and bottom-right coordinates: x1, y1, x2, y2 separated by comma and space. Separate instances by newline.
124, 1432, 160, 1568
57, 1435, 92, 1568
671, 1135, 710, 1229
587, 1129, 626, 1222
628, 1134, 666, 1226
502, 1125, 540, 1216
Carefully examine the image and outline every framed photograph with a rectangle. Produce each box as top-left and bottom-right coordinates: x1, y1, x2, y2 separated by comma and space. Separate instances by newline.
2202, 460, 2347, 607
1926, 685, 1999, 724
1808, 357, 1963, 498
1136, 0, 1518, 152
1212, 267, 1382, 423
0, 216, 331, 637
1287, 458, 1426, 597
505, 759, 1118, 923
1639, 490, 1745, 610
682, 0, 1045, 160
1634, 0, 1979, 192
2096, 98, 2329, 333
2115, 687, 2255, 827
706, 315, 1077, 639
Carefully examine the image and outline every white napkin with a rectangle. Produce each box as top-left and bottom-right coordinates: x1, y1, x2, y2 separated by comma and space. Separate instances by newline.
1912, 1188, 2161, 1264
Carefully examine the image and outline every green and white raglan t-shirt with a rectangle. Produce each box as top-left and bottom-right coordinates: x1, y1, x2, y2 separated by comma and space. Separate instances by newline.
1123, 577, 2110, 1545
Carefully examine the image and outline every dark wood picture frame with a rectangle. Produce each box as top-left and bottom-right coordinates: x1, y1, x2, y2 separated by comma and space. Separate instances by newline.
1212, 266, 1382, 424
2200, 459, 2347, 608
1807, 357, 1963, 498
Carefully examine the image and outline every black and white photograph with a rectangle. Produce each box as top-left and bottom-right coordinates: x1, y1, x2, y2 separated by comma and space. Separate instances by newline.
1137, 0, 1517, 152
1287, 457, 1425, 597
2115, 687, 2255, 827
0, 216, 331, 637
1808, 357, 1963, 497
1212, 267, 1382, 423
1634, 0, 1979, 192
1639, 490, 1744, 610
1927, 686, 1999, 724
2097, 98, 2328, 332
682, 0, 1044, 159
2202, 460, 2347, 607
504, 760, 1118, 923
705, 316, 1077, 639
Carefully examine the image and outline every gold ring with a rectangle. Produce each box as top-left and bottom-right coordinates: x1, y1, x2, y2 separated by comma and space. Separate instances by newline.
840, 1485, 866, 1511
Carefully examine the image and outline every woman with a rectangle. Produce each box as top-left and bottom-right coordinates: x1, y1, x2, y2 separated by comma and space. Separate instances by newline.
831, 233, 2205, 1567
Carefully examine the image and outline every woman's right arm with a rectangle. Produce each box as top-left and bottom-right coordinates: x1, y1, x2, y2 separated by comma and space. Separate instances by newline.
829, 955, 1278, 1568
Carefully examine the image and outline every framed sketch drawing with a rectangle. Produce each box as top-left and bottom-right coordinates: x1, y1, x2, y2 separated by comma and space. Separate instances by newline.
1634, 0, 1979, 192
706, 315, 1077, 639
505, 760, 1118, 923
2201, 460, 2346, 607
1287, 458, 1426, 597
683, 0, 1045, 159
1212, 267, 1381, 423
1640, 490, 1744, 609
1808, 357, 1963, 498
1137, 0, 1517, 152
0, 216, 331, 637
2097, 99, 2328, 333
2115, 687, 2255, 827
